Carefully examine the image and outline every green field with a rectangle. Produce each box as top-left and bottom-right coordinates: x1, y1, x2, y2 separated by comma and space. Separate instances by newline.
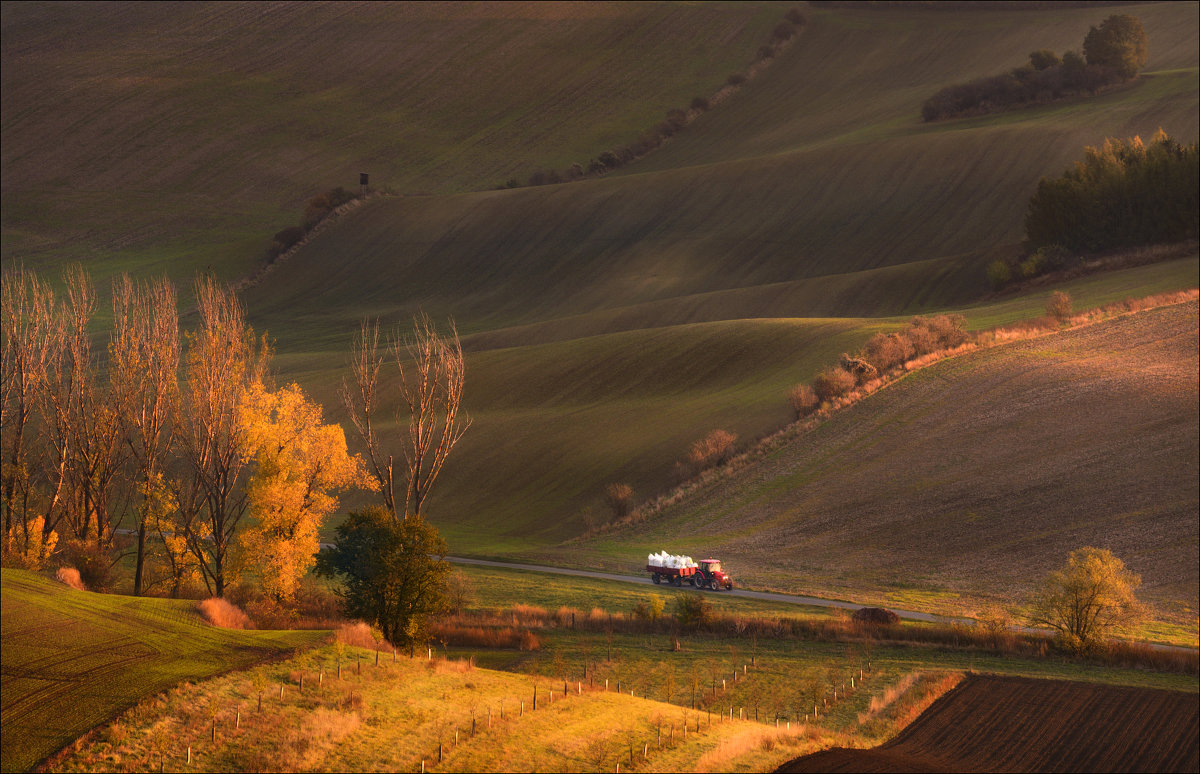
0, 571, 324, 772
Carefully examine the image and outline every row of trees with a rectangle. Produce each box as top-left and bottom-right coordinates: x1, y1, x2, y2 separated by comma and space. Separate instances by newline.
1, 268, 468, 650
922, 14, 1147, 122
0, 269, 359, 598
789, 315, 970, 419
268, 185, 362, 260
501, 8, 807, 189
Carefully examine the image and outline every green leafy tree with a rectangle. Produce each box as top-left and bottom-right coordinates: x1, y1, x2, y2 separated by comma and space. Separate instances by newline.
1083, 14, 1148, 79
1028, 547, 1143, 653
316, 506, 450, 652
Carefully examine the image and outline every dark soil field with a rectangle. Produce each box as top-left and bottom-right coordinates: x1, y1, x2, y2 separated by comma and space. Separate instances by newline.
779, 674, 1200, 773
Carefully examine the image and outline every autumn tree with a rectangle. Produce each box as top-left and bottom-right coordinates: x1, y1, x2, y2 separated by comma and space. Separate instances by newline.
238, 380, 371, 601
1029, 547, 1143, 653
316, 505, 450, 651
341, 313, 470, 519
1083, 14, 1147, 79
176, 277, 269, 597
111, 275, 179, 595
1, 267, 56, 545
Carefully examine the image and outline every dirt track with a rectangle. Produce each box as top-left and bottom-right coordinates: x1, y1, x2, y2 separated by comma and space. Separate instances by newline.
778, 674, 1199, 773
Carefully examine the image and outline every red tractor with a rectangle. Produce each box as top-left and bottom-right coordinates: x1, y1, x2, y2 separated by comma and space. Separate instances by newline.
691, 558, 733, 591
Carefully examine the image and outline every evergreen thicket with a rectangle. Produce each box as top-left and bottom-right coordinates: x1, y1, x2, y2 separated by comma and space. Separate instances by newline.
1025, 131, 1199, 253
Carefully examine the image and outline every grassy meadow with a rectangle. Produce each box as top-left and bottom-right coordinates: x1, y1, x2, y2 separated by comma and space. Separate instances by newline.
0, 570, 324, 772
39, 568, 1199, 773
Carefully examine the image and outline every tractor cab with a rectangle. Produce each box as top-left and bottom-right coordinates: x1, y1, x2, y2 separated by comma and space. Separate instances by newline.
695, 558, 733, 590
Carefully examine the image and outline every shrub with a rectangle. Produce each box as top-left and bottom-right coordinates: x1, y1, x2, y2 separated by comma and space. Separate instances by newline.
812, 367, 856, 401
631, 595, 665, 621
788, 383, 819, 419
785, 8, 807, 25
1018, 253, 1044, 279
921, 314, 970, 348
690, 96, 710, 112
987, 259, 1012, 289
838, 353, 878, 384
61, 539, 111, 592
603, 483, 634, 522
673, 592, 712, 630
688, 429, 738, 470
301, 194, 331, 231
1046, 291, 1073, 322
863, 332, 914, 372
1029, 49, 1061, 71
771, 21, 797, 41
56, 566, 86, 591
851, 607, 899, 625
726, 72, 747, 86
199, 598, 252, 629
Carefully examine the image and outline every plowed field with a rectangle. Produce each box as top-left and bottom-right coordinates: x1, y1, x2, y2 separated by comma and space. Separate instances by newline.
779, 674, 1199, 773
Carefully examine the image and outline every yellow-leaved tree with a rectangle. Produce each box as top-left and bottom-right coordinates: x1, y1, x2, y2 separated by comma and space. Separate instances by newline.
238, 381, 373, 601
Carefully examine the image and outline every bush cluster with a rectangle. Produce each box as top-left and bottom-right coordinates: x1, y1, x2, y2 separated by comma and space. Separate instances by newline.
509, 8, 806, 189
687, 429, 738, 471
922, 14, 1146, 122
1024, 131, 1199, 254
788, 315, 969, 417
268, 185, 360, 260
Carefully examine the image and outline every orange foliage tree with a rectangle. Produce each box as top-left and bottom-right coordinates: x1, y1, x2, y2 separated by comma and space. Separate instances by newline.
238, 381, 373, 601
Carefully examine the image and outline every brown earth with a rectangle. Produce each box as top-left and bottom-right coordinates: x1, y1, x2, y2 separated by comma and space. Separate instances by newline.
779, 674, 1200, 773
589, 301, 1200, 628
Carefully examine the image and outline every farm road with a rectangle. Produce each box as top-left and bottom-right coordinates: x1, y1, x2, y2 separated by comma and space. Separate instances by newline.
446, 556, 953, 623
445, 556, 1200, 655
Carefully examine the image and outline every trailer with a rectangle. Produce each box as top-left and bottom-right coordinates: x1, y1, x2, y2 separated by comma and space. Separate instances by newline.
647, 562, 697, 586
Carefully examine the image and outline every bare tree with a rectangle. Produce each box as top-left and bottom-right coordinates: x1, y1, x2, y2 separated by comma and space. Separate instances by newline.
342, 313, 469, 519
111, 275, 179, 595
37, 268, 128, 547
1, 267, 56, 541
177, 277, 268, 596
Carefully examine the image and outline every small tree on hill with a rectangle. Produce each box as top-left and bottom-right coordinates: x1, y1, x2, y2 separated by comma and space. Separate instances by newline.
1083, 14, 1148, 79
603, 482, 634, 522
316, 506, 450, 653
1028, 547, 1143, 653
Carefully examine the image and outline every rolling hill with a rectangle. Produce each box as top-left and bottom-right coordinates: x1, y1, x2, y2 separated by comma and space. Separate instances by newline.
3, 2, 1198, 636
1, 1, 781, 282
570, 300, 1200, 639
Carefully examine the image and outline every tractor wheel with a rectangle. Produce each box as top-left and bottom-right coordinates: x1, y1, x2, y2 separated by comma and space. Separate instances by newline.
652, 574, 661, 584
691, 576, 702, 587
710, 580, 719, 591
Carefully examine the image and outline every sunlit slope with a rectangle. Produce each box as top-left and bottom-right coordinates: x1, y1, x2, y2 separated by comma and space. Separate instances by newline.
570, 301, 1200, 633
1, 1, 779, 279
0, 570, 321, 772
250, 2, 1199, 334
270, 259, 1197, 554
